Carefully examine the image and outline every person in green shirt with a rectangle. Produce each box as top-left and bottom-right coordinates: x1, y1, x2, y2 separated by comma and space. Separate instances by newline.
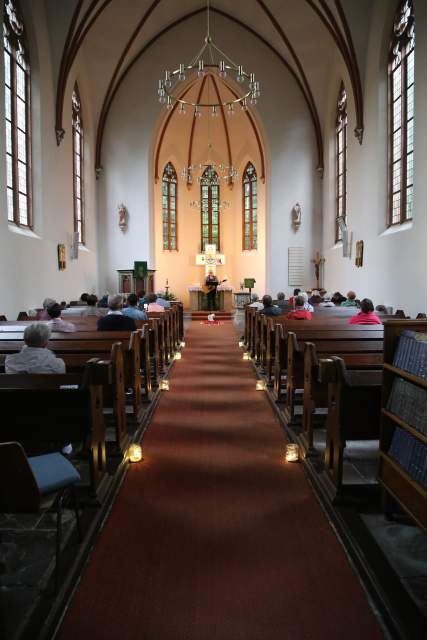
341, 290, 358, 307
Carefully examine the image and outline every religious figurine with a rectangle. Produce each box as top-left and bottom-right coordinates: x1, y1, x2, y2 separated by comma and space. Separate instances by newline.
118, 203, 128, 232
311, 251, 325, 289
292, 203, 302, 230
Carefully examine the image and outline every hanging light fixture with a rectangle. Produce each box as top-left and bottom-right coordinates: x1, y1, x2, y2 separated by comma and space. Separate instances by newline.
157, 0, 260, 115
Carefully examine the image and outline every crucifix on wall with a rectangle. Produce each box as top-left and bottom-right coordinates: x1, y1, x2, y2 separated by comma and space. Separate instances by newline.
311, 251, 325, 289
195, 244, 225, 276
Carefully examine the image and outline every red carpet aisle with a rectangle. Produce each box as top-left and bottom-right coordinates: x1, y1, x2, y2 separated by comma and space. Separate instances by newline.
58, 322, 383, 640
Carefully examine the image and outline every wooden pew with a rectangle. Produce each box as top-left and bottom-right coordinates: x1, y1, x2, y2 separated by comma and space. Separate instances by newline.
0, 362, 107, 496
319, 356, 383, 501
301, 330, 383, 454
286, 326, 383, 425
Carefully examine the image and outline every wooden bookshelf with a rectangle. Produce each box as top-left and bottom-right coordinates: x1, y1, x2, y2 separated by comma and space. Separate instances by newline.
379, 320, 427, 534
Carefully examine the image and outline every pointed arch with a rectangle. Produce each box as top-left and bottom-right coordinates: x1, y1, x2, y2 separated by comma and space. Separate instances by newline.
3, 0, 32, 228
388, 0, 414, 226
200, 167, 220, 252
162, 162, 177, 251
242, 162, 258, 251
335, 82, 347, 242
72, 83, 85, 244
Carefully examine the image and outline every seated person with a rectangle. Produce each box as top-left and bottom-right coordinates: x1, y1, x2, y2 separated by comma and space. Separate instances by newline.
287, 295, 313, 320
123, 293, 147, 320
375, 304, 388, 315
155, 292, 171, 308
97, 294, 137, 331
308, 289, 323, 305
37, 297, 57, 320
47, 303, 76, 332
349, 298, 382, 325
145, 293, 166, 313
300, 292, 314, 312
319, 295, 334, 307
275, 292, 290, 310
341, 290, 358, 307
289, 288, 301, 307
5, 323, 66, 374
248, 293, 264, 309
137, 290, 147, 307
331, 291, 347, 305
80, 293, 89, 305
80, 294, 104, 316
97, 293, 109, 308
319, 288, 327, 298
259, 294, 282, 316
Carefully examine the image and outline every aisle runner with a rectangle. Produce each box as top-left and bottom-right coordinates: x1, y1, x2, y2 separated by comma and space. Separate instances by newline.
58, 322, 382, 640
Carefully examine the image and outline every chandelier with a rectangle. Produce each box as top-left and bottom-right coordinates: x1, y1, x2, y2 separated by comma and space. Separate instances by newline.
181, 143, 237, 185
157, 0, 260, 117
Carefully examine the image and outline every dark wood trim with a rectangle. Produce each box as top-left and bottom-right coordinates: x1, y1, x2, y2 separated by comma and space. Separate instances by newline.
55, 0, 84, 142
210, 75, 233, 187
95, 7, 323, 177
187, 76, 208, 188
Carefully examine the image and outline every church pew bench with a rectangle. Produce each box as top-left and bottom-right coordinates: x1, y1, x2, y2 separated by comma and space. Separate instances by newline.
319, 356, 383, 501
301, 335, 384, 455
286, 327, 384, 425
0, 363, 107, 496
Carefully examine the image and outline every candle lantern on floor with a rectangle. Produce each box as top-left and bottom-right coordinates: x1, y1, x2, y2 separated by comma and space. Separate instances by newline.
243, 352, 250, 361
256, 380, 266, 390
160, 379, 170, 391
128, 444, 143, 463
175, 352, 182, 360
285, 443, 299, 462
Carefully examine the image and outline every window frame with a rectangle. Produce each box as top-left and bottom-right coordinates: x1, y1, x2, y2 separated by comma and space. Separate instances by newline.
162, 162, 178, 251
3, 0, 33, 229
72, 83, 85, 245
242, 162, 258, 251
335, 82, 347, 243
387, 0, 414, 227
200, 166, 220, 252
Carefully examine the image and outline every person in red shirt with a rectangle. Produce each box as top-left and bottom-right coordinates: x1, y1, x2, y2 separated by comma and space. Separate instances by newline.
348, 298, 382, 325
287, 295, 312, 320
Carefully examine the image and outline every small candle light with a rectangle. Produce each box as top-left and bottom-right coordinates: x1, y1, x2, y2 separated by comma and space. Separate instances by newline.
285, 443, 299, 463
238, 340, 244, 348
181, 341, 186, 348
243, 352, 250, 361
160, 379, 170, 390
128, 443, 143, 463
256, 380, 266, 391
175, 352, 182, 360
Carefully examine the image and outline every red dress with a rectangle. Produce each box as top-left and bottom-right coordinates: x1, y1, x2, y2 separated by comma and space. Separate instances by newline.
287, 310, 312, 320
348, 312, 382, 325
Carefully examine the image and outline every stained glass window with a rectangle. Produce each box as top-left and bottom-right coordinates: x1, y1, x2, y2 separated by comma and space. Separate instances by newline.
200, 166, 220, 252
335, 83, 347, 242
3, 0, 32, 227
162, 162, 177, 250
242, 163, 257, 250
388, 0, 414, 225
72, 85, 85, 244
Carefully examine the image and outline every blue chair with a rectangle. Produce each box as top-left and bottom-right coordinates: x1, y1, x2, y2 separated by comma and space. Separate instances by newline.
0, 441, 82, 591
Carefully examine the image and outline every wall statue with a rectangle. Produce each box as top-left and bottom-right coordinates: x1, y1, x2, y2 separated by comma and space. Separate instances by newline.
118, 203, 128, 232
291, 203, 302, 230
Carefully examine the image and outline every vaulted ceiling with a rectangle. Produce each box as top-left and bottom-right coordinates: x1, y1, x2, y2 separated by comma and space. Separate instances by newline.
47, 0, 374, 174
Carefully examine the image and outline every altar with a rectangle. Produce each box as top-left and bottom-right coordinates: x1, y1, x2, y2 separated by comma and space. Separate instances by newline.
188, 285, 233, 311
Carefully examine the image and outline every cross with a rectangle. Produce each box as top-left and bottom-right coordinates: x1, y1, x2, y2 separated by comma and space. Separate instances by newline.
195, 244, 225, 276
311, 251, 325, 289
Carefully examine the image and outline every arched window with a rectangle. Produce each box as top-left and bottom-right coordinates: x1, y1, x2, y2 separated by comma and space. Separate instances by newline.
162, 162, 177, 250
335, 83, 347, 242
200, 166, 220, 251
242, 162, 257, 251
72, 84, 85, 244
3, 0, 32, 227
388, 0, 414, 226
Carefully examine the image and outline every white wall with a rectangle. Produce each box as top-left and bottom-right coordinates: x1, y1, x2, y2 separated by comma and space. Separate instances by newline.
0, 0, 98, 321
322, 0, 426, 318
98, 13, 320, 304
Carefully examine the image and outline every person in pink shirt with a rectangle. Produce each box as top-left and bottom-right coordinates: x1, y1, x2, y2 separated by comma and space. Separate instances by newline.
146, 293, 165, 313
286, 295, 312, 320
348, 298, 382, 325
47, 303, 76, 332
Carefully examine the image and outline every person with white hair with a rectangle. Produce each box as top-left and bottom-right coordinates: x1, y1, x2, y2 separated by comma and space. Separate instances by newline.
5, 323, 65, 374
37, 297, 57, 320
300, 291, 314, 312
248, 293, 263, 310
97, 294, 137, 331
154, 292, 171, 308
